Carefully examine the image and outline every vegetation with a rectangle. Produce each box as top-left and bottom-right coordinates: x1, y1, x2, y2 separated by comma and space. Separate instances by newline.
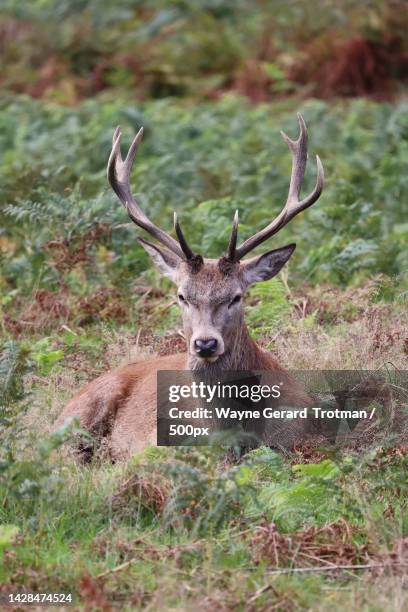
0, 1, 407, 103
0, 1, 407, 610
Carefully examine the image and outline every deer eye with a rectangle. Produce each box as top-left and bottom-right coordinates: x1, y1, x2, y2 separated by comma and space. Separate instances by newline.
229, 294, 242, 308
178, 293, 186, 303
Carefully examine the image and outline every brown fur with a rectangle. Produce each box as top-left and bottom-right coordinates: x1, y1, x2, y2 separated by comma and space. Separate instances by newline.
55, 294, 315, 460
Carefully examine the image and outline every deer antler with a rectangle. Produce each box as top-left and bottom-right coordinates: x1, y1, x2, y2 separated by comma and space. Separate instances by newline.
228, 114, 324, 261
107, 126, 196, 261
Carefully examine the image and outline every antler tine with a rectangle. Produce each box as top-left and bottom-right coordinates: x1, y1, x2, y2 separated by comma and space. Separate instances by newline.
107, 127, 190, 260
232, 114, 324, 261
227, 210, 239, 260
281, 113, 308, 205
174, 212, 195, 260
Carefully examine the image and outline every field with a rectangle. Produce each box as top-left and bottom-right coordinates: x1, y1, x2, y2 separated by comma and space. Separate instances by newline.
1, 2, 408, 610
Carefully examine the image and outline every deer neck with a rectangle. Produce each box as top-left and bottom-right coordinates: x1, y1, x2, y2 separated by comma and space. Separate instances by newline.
187, 324, 268, 372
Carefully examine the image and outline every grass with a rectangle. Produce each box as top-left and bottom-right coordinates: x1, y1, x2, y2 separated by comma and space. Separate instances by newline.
1, 445, 407, 610
1, 280, 407, 610
0, 446, 407, 610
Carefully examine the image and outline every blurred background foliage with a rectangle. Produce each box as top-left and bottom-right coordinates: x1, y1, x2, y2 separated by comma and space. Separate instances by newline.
0, 0, 407, 103
0, 0, 407, 333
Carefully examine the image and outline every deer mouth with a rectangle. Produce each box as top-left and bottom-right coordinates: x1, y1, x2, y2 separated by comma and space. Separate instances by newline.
201, 355, 220, 363
191, 349, 222, 364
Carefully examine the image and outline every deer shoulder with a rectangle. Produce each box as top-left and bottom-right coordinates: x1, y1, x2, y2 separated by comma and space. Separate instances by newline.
55, 353, 186, 458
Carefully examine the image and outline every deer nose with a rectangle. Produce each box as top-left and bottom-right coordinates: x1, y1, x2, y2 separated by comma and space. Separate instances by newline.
194, 338, 218, 357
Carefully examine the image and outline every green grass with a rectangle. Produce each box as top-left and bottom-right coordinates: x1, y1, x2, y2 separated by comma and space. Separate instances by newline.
0, 437, 407, 609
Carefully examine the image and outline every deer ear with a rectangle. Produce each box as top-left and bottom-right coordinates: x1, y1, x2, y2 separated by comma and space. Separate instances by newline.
138, 237, 181, 282
241, 243, 296, 286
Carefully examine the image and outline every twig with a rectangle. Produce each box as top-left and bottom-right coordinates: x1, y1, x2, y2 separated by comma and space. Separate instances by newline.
248, 582, 280, 604
135, 328, 142, 351
96, 559, 136, 579
112, 223, 135, 230
265, 561, 406, 576
30, 375, 50, 384
96, 539, 205, 579
297, 551, 338, 568
138, 287, 153, 303
159, 299, 177, 312
61, 324, 77, 335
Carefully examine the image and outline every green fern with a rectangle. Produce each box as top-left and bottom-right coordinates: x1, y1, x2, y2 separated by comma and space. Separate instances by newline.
246, 277, 291, 339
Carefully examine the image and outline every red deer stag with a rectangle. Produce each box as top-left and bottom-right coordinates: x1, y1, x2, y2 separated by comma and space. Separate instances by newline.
55, 114, 324, 459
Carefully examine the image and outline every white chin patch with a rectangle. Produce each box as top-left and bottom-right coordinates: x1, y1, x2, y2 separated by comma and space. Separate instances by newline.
202, 356, 219, 363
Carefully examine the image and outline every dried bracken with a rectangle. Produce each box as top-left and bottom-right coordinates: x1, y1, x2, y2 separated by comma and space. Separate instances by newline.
111, 473, 169, 516
42, 223, 111, 273
289, 35, 408, 100
291, 442, 328, 465
78, 288, 127, 325
273, 290, 407, 370
250, 520, 377, 568
4, 289, 71, 335
78, 574, 112, 612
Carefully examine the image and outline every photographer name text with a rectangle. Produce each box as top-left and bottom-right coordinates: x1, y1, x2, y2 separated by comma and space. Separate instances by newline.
167, 406, 374, 421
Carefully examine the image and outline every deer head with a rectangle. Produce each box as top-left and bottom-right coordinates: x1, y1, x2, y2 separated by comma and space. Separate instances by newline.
107, 115, 324, 368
